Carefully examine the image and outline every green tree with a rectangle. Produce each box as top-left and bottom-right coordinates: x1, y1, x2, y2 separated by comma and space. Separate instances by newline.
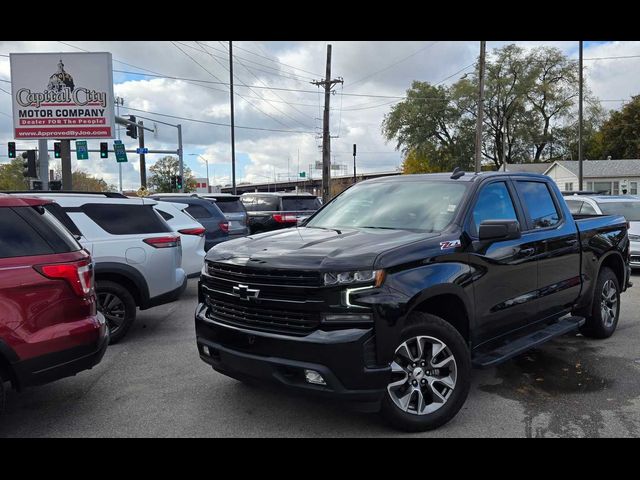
148, 156, 197, 193
383, 44, 597, 170
595, 96, 640, 159
71, 170, 114, 192
0, 159, 29, 190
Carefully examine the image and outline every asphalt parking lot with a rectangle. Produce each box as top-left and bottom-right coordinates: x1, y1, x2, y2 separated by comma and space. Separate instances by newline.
1, 275, 639, 438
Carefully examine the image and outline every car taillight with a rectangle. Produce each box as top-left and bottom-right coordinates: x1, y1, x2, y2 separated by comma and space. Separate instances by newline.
219, 221, 229, 233
178, 227, 206, 237
273, 214, 297, 223
143, 235, 181, 248
35, 260, 94, 297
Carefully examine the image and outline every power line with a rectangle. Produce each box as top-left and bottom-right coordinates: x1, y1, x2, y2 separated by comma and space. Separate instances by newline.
233, 42, 323, 77
121, 105, 315, 134
348, 42, 439, 87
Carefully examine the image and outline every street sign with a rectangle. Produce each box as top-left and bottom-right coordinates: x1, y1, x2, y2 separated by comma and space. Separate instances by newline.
136, 147, 149, 154
114, 140, 127, 163
76, 140, 89, 160
299, 171, 306, 178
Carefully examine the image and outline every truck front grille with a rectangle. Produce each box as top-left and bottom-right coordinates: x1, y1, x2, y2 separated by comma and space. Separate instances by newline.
205, 297, 320, 335
207, 262, 322, 287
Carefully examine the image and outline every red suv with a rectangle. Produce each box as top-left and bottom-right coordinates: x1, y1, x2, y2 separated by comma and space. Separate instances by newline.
0, 195, 109, 412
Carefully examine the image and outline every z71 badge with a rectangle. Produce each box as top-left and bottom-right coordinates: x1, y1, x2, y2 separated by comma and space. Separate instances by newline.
440, 239, 461, 250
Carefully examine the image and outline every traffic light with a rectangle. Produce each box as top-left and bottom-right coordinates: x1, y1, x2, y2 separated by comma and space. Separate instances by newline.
170, 176, 177, 191
22, 150, 37, 178
176, 175, 183, 190
54, 142, 61, 158
125, 115, 138, 139
100, 142, 109, 159
8, 142, 16, 158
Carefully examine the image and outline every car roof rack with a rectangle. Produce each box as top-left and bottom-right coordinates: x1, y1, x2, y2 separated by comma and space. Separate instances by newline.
0, 190, 128, 198
561, 191, 606, 196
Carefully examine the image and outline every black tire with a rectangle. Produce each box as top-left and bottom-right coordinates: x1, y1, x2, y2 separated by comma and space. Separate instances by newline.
380, 312, 471, 432
580, 267, 620, 339
96, 280, 137, 344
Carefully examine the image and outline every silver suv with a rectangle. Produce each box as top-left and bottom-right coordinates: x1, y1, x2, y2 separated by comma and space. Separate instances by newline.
13, 192, 187, 343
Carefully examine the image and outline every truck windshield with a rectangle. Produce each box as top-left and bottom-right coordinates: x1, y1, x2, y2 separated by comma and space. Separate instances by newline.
598, 201, 640, 221
307, 180, 468, 232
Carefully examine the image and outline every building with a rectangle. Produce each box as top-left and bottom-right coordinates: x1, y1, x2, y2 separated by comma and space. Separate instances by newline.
543, 160, 640, 195
193, 178, 220, 194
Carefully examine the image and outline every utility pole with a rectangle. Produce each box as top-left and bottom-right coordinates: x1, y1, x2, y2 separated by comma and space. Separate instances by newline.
578, 40, 584, 191
177, 124, 184, 193
475, 41, 486, 174
229, 41, 237, 195
353, 143, 357, 184
312, 44, 343, 204
60, 140, 72, 190
138, 120, 146, 188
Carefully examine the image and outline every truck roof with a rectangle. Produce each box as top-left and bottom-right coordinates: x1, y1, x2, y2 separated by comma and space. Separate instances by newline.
363, 171, 551, 184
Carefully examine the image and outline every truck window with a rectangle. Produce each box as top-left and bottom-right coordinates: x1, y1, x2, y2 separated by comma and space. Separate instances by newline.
470, 182, 518, 236
581, 202, 598, 215
516, 181, 560, 229
565, 199, 583, 215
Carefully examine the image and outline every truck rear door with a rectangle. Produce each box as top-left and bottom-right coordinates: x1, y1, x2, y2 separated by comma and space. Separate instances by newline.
512, 178, 581, 320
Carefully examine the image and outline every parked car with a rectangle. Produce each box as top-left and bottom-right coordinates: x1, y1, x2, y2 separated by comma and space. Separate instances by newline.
154, 201, 206, 278
196, 172, 630, 431
8, 192, 187, 344
565, 194, 640, 269
0, 194, 109, 412
199, 194, 249, 238
240, 192, 322, 234
149, 195, 229, 251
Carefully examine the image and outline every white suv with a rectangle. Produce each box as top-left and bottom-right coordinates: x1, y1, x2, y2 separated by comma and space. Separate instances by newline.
154, 201, 206, 277
16, 192, 187, 343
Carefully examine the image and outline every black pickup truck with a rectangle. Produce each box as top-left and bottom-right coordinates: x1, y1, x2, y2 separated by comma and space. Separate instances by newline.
195, 172, 631, 431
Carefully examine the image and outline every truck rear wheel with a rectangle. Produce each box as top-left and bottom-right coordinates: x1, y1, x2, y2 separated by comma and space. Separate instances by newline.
381, 312, 471, 432
581, 266, 620, 339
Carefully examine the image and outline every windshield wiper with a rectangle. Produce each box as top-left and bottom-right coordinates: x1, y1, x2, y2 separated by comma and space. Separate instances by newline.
305, 226, 342, 234
358, 226, 400, 230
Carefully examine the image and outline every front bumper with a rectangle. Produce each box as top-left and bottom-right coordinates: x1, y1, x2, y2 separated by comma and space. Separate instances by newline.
195, 304, 389, 409
630, 240, 640, 269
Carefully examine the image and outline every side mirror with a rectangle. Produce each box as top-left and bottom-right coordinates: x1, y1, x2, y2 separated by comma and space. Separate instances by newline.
478, 219, 521, 241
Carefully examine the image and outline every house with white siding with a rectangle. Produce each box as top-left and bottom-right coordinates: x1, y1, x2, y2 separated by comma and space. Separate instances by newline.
500, 160, 640, 195
542, 160, 640, 195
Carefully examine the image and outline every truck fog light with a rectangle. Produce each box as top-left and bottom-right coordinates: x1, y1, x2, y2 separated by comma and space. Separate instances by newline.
304, 369, 327, 385
202, 345, 210, 356
322, 313, 372, 323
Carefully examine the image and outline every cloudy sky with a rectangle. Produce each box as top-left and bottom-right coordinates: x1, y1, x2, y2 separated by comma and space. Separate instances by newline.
0, 40, 638, 190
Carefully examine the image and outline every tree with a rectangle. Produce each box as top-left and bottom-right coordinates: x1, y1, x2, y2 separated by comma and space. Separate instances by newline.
148, 156, 197, 193
0, 159, 28, 190
400, 147, 442, 174
383, 44, 596, 170
595, 96, 640, 159
51, 167, 115, 191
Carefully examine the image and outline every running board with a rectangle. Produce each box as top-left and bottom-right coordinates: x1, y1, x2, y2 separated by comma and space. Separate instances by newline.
472, 316, 585, 368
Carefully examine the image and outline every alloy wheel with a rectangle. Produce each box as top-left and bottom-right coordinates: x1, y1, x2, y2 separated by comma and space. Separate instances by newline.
97, 293, 126, 334
600, 279, 618, 328
387, 335, 457, 416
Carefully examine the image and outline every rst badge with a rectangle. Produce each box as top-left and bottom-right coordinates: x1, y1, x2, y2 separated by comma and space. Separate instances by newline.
440, 239, 461, 250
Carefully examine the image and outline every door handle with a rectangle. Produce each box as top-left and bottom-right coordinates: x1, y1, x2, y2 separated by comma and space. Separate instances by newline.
520, 247, 535, 256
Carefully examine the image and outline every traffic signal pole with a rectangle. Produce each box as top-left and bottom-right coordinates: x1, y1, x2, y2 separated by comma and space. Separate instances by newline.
138, 120, 146, 188
60, 140, 72, 190
38, 139, 48, 191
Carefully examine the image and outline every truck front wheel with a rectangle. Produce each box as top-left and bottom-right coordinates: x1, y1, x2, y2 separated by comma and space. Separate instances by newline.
381, 313, 471, 432
581, 266, 620, 339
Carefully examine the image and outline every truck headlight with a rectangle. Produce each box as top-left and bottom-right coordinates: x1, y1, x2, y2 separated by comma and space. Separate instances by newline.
323, 270, 385, 287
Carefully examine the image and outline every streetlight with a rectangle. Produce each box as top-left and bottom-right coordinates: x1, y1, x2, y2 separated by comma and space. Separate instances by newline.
188, 154, 214, 193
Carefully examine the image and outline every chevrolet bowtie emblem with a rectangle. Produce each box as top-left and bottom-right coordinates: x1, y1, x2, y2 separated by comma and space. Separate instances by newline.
232, 284, 260, 301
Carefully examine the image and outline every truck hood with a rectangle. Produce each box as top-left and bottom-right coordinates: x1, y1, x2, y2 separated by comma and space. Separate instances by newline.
205, 226, 441, 270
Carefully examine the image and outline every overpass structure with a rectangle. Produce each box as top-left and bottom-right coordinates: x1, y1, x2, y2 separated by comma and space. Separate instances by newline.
220, 170, 401, 195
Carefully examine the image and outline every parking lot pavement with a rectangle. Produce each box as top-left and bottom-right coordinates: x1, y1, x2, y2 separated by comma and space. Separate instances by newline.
1, 275, 639, 438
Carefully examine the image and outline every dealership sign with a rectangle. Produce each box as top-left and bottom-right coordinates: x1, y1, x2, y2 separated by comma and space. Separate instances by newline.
9, 52, 115, 139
